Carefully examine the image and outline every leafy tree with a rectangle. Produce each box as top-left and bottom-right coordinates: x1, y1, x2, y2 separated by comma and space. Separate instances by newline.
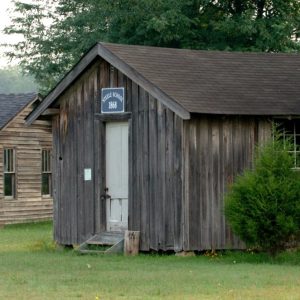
3, 0, 300, 94
0, 66, 37, 93
198, 0, 300, 52
225, 129, 300, 255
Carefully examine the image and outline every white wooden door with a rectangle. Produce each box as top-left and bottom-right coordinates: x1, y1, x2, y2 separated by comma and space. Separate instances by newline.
105, 122, 128, 232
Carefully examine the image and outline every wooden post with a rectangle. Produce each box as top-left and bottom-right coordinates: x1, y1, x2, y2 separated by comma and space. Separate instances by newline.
124, 230, 140, 255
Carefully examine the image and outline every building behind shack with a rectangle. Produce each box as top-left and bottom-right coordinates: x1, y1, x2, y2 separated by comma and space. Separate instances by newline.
0, 93, 53, 224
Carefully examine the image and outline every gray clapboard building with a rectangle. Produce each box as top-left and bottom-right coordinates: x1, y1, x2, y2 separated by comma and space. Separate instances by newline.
27, 43, 300, 251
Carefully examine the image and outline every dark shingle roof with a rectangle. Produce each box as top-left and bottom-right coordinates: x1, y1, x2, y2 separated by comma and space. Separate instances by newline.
26, 43, 300, 124
102, 43, 300, 115
0, 93, 37, 129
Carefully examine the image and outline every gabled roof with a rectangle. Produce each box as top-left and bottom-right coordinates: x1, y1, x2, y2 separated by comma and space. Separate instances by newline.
103, 43, 300, 116
0, 93, 37, 129
27, 43, 300, 124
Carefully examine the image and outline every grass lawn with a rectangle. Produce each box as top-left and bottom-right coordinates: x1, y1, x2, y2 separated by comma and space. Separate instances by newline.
0, 222, 300, 299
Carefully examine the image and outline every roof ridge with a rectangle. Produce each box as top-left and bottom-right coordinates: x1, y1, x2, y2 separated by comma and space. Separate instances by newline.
99, 42, 300, 57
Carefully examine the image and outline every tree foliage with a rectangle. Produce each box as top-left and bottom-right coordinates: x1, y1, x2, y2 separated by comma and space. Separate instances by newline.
225, 129, 300, 255
198, 0, 300, 52
3, 0, 300, 93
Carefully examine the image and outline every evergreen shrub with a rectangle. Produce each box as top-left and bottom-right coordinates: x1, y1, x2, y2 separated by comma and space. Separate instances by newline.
225, 129, 300, 255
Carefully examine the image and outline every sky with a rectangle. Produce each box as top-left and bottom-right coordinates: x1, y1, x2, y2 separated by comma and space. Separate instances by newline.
0, 0, 53, 69
0, 0, 34, 68
0, 0, 16, 67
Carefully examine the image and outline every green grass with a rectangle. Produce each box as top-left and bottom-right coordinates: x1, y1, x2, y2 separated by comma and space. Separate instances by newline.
1, 222, 300, 299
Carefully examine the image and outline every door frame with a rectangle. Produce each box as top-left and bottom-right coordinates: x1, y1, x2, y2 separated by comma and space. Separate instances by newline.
105, 121, 129, 232
94, 113, 131, 234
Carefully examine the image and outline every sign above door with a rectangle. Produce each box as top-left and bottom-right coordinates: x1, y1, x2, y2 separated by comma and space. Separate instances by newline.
101, 87, 125, 114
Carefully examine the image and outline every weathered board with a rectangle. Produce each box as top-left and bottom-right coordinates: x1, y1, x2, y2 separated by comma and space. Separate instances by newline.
0, 102, 53, 224
182, 116, 270, 250
51, 58, 272, 250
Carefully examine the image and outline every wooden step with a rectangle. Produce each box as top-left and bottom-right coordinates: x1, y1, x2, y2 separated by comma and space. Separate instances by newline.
86, 232, 124, 246
77, 232, 124, 254
78, 249, 106, 255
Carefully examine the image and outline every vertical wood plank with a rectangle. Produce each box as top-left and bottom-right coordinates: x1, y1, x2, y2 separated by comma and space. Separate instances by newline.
183, 121, 190, 251
137, 87, 144, 245
94, 64, 101, 233
99, 61, 110, 232
174, 114, 183, 251
60, 98, 70, 244
211, 118, 220, 249
157, 101, 166, 250
53, 116, 60, 242
126, 79, 132, 113
148, 95, 158, 250
188, 120, 198, 250
165, 109, 175, 249
195, 118, 201, 250
112, 66, 118, 87
128, 116, 133, 230
69, 90, 77, 243
130, 81, 139, 231
77, 83, 85, 242
199, 117, 210, 249
140, 89, 150, 250
88, 69, 96, 236
223, 118, 233, 248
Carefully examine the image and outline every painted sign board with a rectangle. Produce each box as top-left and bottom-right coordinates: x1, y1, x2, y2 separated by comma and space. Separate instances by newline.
101, 87, 125, 113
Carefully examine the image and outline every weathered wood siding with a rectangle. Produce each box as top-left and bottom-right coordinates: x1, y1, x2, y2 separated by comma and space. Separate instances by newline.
183, 116, 271, 250
52, 62, 100, 245
52, 58, 272, 251
127, 85, 184, 251
97, 63, 184, 251
0, 103, 53, 224
53, 59, 184, 248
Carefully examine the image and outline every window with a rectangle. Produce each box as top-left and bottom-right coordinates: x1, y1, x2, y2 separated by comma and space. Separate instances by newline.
42, 149, 52, 196
277, 119, 300, 169
4, 148, 15, 198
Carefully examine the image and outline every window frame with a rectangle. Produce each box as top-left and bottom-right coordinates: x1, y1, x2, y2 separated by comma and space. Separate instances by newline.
3, 148, 16, 199
41, 149, 52, 197
277, 120, 300, 170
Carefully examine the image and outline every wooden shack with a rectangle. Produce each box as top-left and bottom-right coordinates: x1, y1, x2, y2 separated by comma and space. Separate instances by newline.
0, 93, 53, 224
26, 43, 300, 251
